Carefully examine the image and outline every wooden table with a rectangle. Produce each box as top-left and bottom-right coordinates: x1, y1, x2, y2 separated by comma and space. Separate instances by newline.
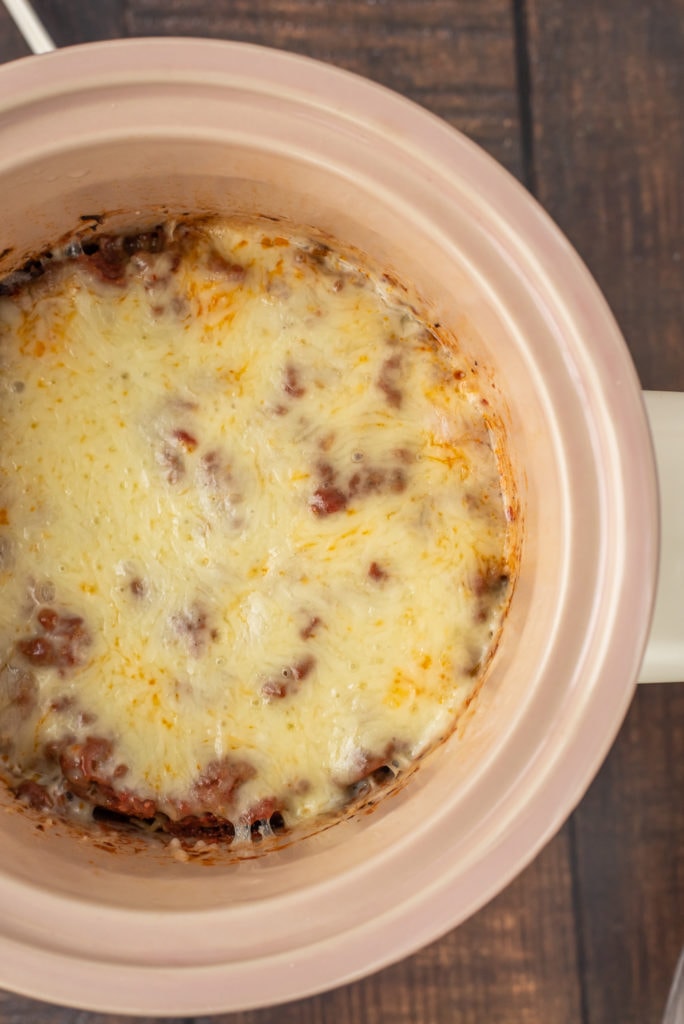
0, 2, 682, 1022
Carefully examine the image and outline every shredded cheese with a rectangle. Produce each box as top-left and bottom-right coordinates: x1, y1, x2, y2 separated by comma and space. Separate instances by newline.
0, 218, 511, 840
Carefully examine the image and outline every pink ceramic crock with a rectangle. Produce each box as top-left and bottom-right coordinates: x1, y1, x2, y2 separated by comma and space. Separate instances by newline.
0, 37, 679, 1016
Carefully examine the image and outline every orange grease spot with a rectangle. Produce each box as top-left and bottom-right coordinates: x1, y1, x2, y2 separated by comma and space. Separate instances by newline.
261, 236, 290, 248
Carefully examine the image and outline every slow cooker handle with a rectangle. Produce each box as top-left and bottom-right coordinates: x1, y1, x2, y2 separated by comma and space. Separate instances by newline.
638, 391, 684, 683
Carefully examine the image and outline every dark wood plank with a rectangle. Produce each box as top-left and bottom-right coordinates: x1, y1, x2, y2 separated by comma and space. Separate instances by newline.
0, 6, 31, 60
568, 685, 684, 1024
30, 0, 127, 45
0, 996, 190, 1024
526, 2, 684, 1022
127, 0, 523, 176
525, 0, 684, 390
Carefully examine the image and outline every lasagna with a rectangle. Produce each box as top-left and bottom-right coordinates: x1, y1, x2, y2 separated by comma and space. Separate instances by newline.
0, 217, 513, 851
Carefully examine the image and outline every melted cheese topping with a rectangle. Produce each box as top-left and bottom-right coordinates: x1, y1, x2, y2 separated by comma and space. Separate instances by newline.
0, 219, 511, 842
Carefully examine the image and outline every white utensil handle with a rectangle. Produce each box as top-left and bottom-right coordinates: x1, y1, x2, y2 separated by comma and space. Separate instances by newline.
1, 0, 55, 54
639, 391, 684, 683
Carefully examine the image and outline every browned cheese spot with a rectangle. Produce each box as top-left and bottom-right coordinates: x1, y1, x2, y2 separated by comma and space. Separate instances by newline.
300, 615, 322, 640
172, 429, 198, 452
17, 608, 91, 671
376, 353, 403, 408
310, 486, 348, 517
283, 364, 305, 398
171, 604, 214, 656
262, 655, 316, 700
16, 779, 53, 810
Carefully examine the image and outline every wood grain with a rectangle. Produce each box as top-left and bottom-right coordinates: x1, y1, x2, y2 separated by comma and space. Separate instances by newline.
525, 0, 684, 390
568, 685, 684, 1024
0, 6, 31, 60
31, 0, 127, 44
